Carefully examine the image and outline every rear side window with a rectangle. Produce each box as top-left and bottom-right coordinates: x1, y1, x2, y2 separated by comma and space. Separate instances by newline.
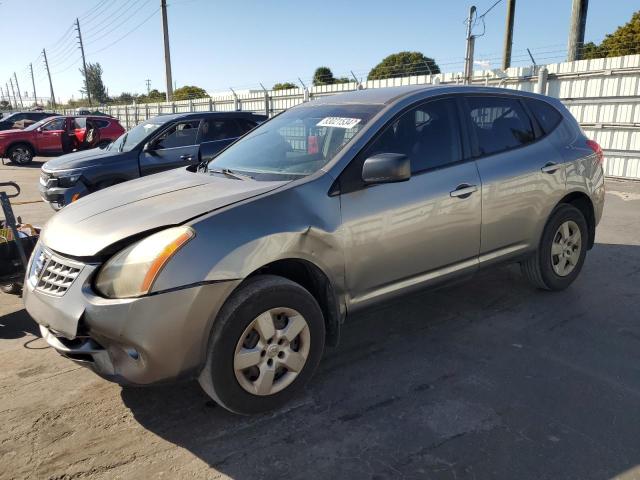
73, 118, 86, 129
95, 120, 110, 128
526, 99, 562, 135
236, 118, 257, 135
201, 119, 242, 141
364, 98, 461, 173
466, 96, 535, 156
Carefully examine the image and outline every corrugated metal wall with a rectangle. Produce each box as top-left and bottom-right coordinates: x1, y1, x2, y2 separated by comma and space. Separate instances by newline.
89, 54, 640, 179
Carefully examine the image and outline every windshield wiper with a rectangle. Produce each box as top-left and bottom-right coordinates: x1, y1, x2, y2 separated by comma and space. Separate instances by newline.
208, 167, 253, 180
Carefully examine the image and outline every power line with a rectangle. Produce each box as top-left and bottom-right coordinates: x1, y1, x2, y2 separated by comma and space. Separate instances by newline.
85, 0, 155, 46
87, 7, 161, 55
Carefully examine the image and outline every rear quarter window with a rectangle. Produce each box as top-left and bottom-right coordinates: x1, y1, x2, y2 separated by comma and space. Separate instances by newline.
526, 99, 563, 135
95, 120, 110, 128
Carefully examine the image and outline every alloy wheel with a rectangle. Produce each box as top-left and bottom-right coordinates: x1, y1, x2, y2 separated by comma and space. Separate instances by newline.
234, 307, 311, 396
551, 220, 582, 277
12, 147, 32, 164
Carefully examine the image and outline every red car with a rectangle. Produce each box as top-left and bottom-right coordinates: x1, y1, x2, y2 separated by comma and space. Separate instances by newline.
0, 115, 125, 165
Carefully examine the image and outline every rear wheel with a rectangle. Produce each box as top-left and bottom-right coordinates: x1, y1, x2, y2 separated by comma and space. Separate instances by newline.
8, 144, 34, 165
199, 275, 325, 415
521, 204, 588, 291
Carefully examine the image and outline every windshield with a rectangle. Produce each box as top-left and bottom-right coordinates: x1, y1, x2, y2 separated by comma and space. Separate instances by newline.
1, 113, 18, 123
108, 119, 163, 152
209, 104, 381, 178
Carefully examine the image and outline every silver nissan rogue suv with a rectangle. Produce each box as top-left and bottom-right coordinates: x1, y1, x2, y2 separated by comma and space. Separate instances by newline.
24, 86, 605, 414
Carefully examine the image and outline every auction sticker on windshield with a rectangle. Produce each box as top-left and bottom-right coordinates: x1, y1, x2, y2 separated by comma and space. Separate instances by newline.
316, 117, 362, 129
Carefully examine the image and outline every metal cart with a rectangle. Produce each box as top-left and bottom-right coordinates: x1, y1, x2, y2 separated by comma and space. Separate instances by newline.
1, 182, 40, 294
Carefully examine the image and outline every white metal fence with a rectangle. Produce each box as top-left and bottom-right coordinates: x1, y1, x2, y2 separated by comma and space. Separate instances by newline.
75, 54, 640, 180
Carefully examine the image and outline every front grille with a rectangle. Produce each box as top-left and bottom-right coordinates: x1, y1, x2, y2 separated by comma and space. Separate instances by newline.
35, 251, 83, 296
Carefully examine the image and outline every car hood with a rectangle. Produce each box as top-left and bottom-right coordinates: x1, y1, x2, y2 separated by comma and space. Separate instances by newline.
43, 148, 119, 171
42, 168, 289, 256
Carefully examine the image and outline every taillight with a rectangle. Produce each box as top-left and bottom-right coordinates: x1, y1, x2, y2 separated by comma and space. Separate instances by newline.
586, 139, 604, 165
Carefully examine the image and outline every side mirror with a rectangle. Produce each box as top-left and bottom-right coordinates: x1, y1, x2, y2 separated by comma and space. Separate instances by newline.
362, 153, 411, 185
143, 141, 156, 152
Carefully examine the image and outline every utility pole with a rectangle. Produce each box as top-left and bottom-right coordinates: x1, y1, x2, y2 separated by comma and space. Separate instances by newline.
464, 5, 477, 85
145, 79, 151, 95
75, 18, 91, 106
29, 63, 37, 107
501, 0, 516, 70
9, 78, 19, 109
161, 0, 174, 101
13, 73, 24, 108
567, 0, 589, 61
6, 83, 13, 109
42, 49, 56, 109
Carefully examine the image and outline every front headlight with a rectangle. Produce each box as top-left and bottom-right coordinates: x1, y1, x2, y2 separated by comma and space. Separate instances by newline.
95, 226, 195, 299
56, 171, 82, 188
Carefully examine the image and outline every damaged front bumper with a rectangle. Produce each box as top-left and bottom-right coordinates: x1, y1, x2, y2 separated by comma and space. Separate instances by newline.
24, 246, 240, 385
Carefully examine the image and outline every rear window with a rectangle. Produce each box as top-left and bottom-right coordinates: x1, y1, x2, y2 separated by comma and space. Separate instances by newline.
466, 96, 535, 157
526, 99, 562, 135
201, 119, 242, 141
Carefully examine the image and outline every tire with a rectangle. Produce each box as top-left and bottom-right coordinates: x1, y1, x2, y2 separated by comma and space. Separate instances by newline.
1, 283, 22, 295
8, 144, 34, 165
521, 204, 588, 291
199, 275, 325, 415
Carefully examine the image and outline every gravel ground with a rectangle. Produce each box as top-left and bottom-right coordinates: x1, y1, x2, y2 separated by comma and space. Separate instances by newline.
1, 158, 640, 479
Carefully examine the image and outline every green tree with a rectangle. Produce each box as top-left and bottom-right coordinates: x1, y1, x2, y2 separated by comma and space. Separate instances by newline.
115, 92, 135, 104
367, 51, 440, 80
583, 10, 640, 59
79, 62, 109, 104
273, 82, 297, 90
173, 85, 208, 100
313, 67, 335, 86
138, 89, 166, 103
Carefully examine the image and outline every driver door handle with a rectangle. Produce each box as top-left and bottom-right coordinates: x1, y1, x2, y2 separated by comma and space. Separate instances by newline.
180, 155, 193, 161
450, 184, 478, 198
541, 162, 560, 174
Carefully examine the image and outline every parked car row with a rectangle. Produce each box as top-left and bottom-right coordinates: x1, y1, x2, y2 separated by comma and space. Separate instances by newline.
21, 86, 605, 414
39, 111, 266, 209
0, 115, 125, 165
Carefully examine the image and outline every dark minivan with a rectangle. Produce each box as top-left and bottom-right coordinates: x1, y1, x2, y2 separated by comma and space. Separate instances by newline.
39, 111, 266, 209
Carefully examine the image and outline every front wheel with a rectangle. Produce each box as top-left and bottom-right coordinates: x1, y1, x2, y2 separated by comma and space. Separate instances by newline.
199, 275, 325, 415
521, 204, 588, 291
8, 144, 34, 165
1, 283, 22, 295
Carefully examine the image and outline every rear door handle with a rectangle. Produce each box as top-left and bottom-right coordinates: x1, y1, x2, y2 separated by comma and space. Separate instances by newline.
541, 162, 560, 174
180, 155, 193, 161
450, 184, 478, 198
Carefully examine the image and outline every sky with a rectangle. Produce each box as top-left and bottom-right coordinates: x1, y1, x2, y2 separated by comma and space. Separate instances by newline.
0, 0, 637, 103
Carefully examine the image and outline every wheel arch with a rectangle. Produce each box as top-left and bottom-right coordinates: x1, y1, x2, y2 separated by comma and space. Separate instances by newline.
6, 140, 36, 156
244, 258, 343, 347
556, 191, 596, 249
